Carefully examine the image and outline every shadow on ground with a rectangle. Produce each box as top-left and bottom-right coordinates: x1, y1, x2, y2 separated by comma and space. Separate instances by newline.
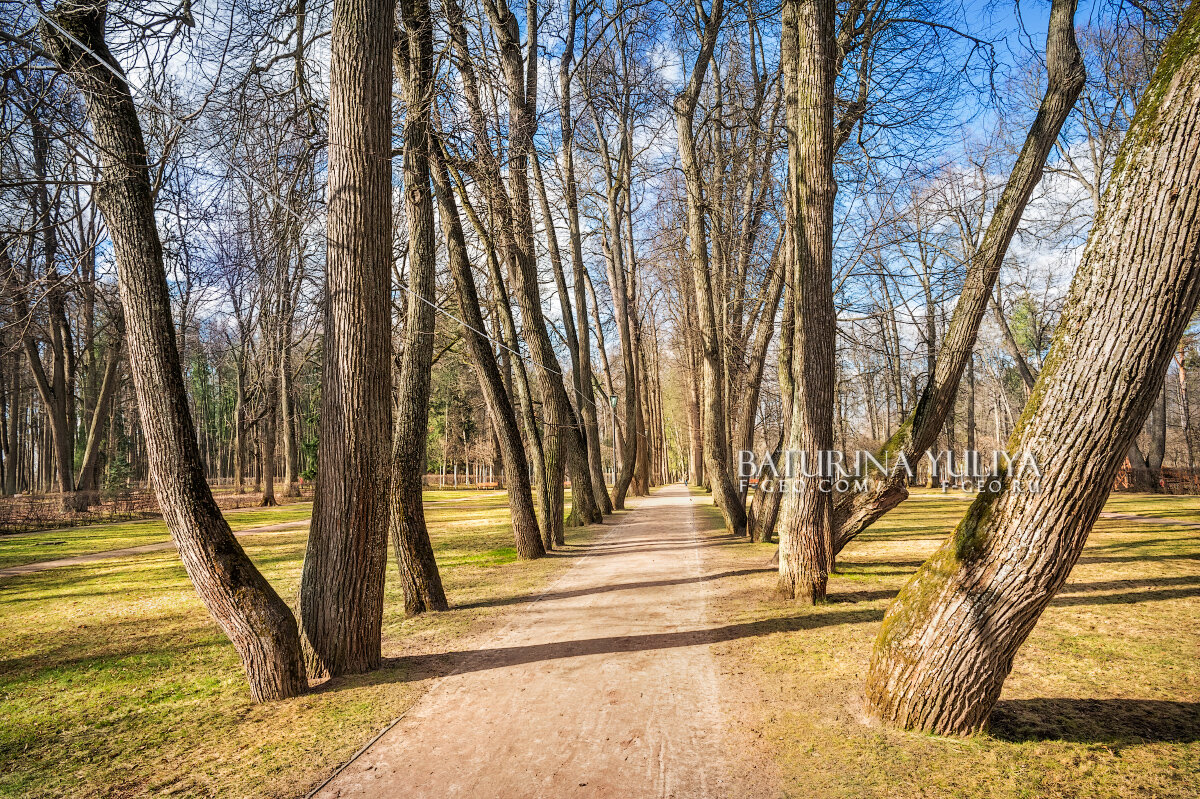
990, 698, 1200, 744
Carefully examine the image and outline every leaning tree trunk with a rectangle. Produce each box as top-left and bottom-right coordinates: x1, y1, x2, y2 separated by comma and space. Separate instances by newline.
557, 0, 613, 514
41, 1, 307, 701
390, 0, 449, 615
76, 335, 121, 493
430, 134, 545, 559
831, 0, 1086, 556
299, 0, 394, 677
866, 2, 1200, 733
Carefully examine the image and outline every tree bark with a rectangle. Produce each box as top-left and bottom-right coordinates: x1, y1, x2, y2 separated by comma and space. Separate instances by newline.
42, 1, 307, 701
431, 134, 545, 559
866, 4, 1200, 732
777, 0, 837, 603
557, 0, 613, 514
390, 0, 450, 615
299, 0, 394, 677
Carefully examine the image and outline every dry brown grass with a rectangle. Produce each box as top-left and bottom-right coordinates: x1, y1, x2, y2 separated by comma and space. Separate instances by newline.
698, 491, 1200, 799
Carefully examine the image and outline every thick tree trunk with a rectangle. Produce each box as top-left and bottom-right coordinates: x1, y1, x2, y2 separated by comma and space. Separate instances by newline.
42, 2, 307, 701
299, 0, 394, 677
831, 0, 1085, 555
866, 6, 1200, 732
777, 0, 837, 603
390, 0, 449, 615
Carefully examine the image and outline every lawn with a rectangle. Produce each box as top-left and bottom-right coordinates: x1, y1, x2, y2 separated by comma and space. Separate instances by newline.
0, 488, 515, 572
0, 490, 600, 798
0, 504, 315, 570
700, 491, 1200, 798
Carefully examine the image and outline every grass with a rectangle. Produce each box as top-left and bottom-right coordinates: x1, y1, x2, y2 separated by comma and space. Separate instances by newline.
699, 491, 1200, 798
0, 490, 599, 798
0, 488, 515, 571
0, 504, 315, 570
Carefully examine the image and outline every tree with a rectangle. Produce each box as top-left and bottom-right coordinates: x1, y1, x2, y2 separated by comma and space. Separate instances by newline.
829, 0, 1086, 558
866, 0, 1200, 733
390, 0, 449, 614
40, 0, 307, 701
299, 0, 394, 676
674, 0, 748, 536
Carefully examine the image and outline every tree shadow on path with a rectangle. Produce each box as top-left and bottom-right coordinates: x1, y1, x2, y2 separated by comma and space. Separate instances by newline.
316, 607, 885, 694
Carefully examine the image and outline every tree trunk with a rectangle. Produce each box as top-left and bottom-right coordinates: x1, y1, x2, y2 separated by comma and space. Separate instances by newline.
866, 5, 1200, 732
430, 134, 544, 559
390, 0, 450, 615
76, 335, 121, 493
1178, 346, 1196, 470
42, 2, 307, 701
557, 1, 612, 514
299, 0, 394, 677
831, 0, 1085, 555
777, 0, 837, 603
1147, 382, 1167, 490
674, 0, 746, 535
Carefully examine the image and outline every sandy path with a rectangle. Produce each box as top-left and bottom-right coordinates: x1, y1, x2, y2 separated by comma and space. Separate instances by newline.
0, 520, 311, 579
314, 484, 732, 799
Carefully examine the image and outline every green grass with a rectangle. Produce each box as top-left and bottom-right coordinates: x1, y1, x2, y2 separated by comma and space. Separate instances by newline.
0, 489, 520, 571
0, 491, 598, 798
0, 504, 315, 570
699, 491, 1200, 799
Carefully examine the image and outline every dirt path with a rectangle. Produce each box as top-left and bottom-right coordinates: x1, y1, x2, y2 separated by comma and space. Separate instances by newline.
0, 520, 311, 579
313, 484, 733, 799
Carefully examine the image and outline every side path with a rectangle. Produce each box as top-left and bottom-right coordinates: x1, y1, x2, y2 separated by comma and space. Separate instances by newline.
313, 484, 733, 799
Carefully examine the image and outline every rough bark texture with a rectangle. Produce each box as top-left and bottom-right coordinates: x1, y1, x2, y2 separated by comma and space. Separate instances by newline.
866, 3, 1200, 733
831, 0, 1085, 555
41, 1, 307, 701
777, 0, 837, 603
299, 0, 394, 677
391, 0, 449, 615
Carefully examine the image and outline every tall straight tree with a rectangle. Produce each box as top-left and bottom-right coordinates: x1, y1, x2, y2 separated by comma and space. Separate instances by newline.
299, 0, 394, 676
390, 0, 448, 614
866, 0, 1200, 733
777, 0, 837, 601
41, 0, 307, 701
674, 0, 747, 536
